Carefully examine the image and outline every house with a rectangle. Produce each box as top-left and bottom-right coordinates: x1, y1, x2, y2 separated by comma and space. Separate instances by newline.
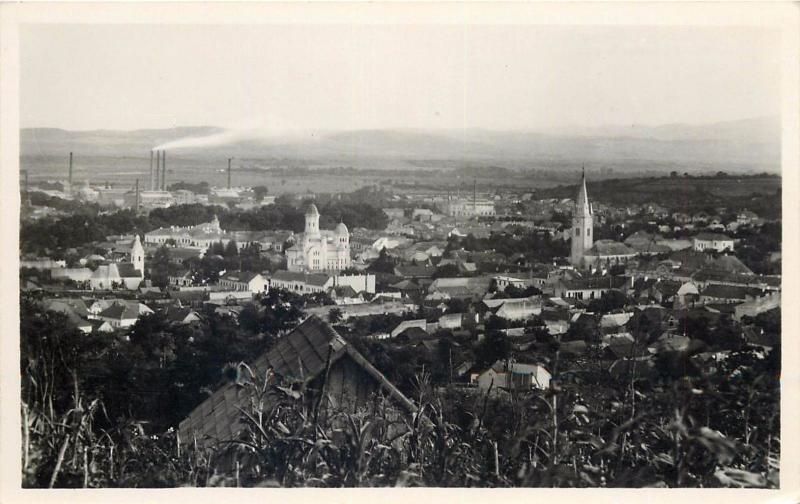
400, 241, 446, 262
699, 284, 767, 305
428, 276, 492, 301
178, 316, 416, 449
481, 296, 543, 321
164, 306, 203, 325
438, 313, 465, 330
214, 305, 244, 318
89, 319, 115, 333
553, 276, 627, 300
327, 285, 364, 305
734, 291, 781, 321
168, 270, 194, 287
269, 270, 334, 294
412, 208, 435, 221
304, 300, 415, 322
582, 240, 638, 268
218, 271, 268, 294
471, 360, 551, 391
492, 273, 540, 291
42, 298, 93, 333
394, 264, 436, 280
391, 319, 428, 338
97, 301, 152, 328
692, 233, 734, 252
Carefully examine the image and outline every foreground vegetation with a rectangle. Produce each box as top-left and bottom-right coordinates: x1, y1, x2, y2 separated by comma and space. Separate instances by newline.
21, 291, 779, 488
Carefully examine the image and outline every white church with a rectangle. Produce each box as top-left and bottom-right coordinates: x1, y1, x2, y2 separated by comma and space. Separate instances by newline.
285, 204, 351, 272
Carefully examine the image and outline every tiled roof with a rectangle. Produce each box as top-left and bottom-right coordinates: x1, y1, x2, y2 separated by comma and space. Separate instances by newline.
701, 284, 764, 300
271, 270, 331, 286
694, 232, 733, 241
98, 302, 139, 320
561, 275, 627, 290
220, 271, 261, 283
587, 240, 636, 256
178, 316, 415, 446
116, 262, 142, 278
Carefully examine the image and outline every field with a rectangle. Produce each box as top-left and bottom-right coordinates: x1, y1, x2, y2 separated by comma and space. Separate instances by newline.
20, 152, 779, 199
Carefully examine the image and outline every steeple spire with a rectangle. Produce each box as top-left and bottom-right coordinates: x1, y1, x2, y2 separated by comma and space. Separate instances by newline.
576, 167, 591, 217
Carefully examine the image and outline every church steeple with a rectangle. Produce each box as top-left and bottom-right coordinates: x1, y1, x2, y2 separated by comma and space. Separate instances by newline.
570, 168, 594, 267
576, 166, 592, 218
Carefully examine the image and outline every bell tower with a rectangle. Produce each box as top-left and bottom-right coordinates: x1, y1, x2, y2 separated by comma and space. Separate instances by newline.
305, 203, 321, 240
131, 235, 145, 277
570, 168, 593, 267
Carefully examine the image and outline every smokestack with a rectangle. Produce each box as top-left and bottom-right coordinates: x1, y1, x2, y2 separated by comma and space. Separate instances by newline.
149, 150, 154, 191
155, 150, 160, 191
227, 158, 232, 189
135, 178, 140, 210
473, 178, 477, 214
161, 150, 167, 190
69, 152, 73, 186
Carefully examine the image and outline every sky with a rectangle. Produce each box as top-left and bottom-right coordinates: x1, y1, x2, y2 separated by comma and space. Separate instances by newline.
20, 23, 782, 132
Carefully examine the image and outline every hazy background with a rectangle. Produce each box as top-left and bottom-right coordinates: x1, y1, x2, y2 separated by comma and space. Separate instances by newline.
19, 23, 783, 186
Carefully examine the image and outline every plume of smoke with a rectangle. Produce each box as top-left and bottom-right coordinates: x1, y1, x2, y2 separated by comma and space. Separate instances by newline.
152, 116, 307, 151
153, 128, 255, 151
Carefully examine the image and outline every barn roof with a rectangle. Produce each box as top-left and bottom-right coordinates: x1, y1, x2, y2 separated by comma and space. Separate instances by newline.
178, 316, 415, 445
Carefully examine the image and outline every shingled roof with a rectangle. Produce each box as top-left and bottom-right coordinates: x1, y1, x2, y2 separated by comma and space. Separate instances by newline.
178, 316, 415, 445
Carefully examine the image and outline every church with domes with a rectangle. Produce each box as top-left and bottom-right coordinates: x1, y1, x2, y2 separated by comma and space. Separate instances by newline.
285, 204, 351, 272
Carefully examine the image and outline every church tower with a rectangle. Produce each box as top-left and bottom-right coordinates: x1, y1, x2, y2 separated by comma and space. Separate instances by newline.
304, 203, 321, 240
570, 169, 593, 267
131, 234, 145, 277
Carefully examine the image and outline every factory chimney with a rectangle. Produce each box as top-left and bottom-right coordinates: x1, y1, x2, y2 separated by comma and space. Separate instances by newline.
69, 152, 73, 187
161, 150, 167, 190
149, 150, 154, 191
135, 178, 140, 211
227, 158, 232, 189
473, 178, 477, 215
155, 150, 160, 191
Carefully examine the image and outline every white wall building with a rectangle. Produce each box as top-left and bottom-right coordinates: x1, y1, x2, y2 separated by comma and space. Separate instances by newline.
285, 204, 351, 272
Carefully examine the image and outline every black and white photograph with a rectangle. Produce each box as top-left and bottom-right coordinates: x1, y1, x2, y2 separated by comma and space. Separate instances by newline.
1, 1, 798, 498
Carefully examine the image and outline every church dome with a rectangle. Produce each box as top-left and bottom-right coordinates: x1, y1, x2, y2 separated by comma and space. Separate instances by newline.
335, 222, 349, 235
306, 203, 320, 216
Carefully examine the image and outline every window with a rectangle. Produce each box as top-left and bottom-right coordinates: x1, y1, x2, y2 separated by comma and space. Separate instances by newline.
575, 227, 580, 236
587, 228, 591, 236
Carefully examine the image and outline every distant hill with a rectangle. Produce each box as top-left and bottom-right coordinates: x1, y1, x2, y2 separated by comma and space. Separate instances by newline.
21, 117, 780, 172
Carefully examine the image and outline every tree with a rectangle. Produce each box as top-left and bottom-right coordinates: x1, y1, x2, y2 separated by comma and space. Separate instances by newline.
328, 307, 344, 324
223, 240, 239, 257
368, 248, 397, 274
149, 245, 172, 288
586, 289, 627, 313
473, 331, 511, 370
253, 186, 269, 202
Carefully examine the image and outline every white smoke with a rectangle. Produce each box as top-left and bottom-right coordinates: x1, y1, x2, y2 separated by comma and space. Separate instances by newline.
152, 116, 307, 151
153, 128, 253, 151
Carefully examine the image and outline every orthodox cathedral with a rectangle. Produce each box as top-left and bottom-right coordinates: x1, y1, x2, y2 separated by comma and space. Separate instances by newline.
286, 204, 351, 272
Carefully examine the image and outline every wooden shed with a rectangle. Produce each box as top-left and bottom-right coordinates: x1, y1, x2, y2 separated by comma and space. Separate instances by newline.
178, 315, 416, 448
